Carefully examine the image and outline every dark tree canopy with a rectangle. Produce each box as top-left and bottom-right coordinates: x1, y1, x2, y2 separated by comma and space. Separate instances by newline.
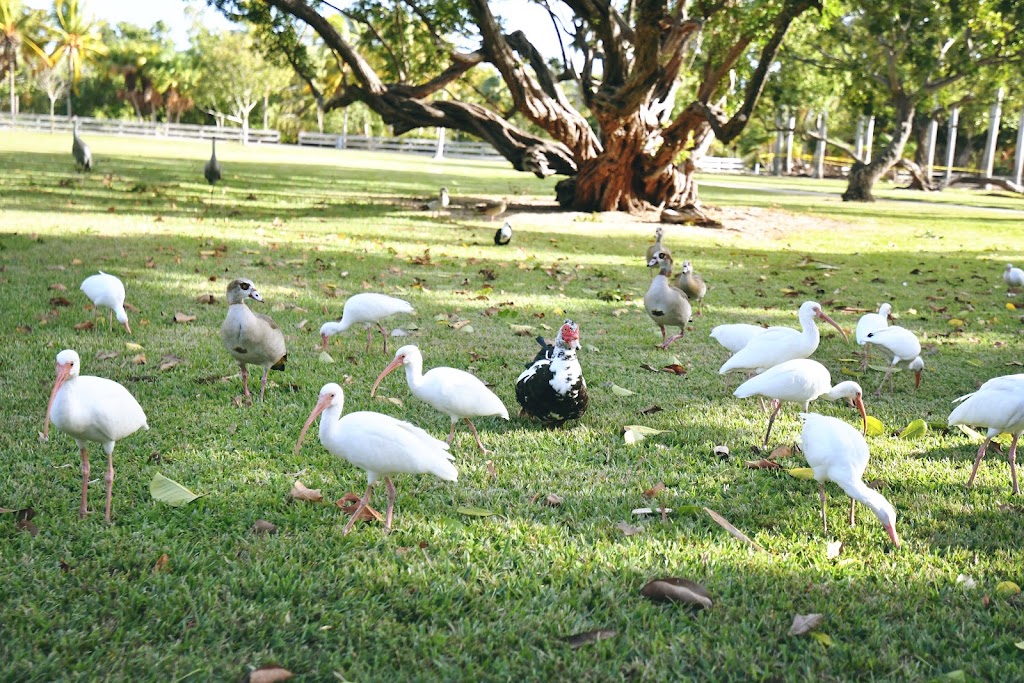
210, 0, 822, 219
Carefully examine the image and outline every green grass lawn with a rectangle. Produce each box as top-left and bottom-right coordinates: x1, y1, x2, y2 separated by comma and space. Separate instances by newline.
1, 131, 1023, 682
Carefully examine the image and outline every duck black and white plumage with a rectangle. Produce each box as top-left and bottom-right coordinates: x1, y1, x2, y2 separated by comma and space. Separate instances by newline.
525, 334, 553, 368
515, 320, 588, 426
494, 220, 512, 245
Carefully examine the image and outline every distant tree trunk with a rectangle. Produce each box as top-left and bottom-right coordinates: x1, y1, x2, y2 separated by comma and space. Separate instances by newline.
65, 50, 74, 117
843, 96, 916, 201
8, 68, 15, 115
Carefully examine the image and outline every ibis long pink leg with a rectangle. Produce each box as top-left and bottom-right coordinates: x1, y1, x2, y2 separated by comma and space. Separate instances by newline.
763, 399, 783, 446
384, 477, 396, 533
875, 365, 894, 396
966, 438, 992, 488
377, 323, 389, 354
79, 447, 90, 519
849, 497, 856, 527
240, 364, 251, 399
464, 418, 491, 454
259, 367, 270, 402
342, 483, 374, 535
819, 482, 828, 535
364, 327, 373, 352
446, 419, 458, 445
859, 344, 871, 371
104, 446, 115, 524
1008, 433, 1020, 495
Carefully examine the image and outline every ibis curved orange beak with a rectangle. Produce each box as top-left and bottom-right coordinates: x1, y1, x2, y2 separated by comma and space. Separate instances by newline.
370, 354, 405, 398
294, 392, 333, 455
43, 361, 73, 441
123, 320, 132, 335
886, 524, 901, 548
817, 309, 849, 342
855, 394, 867, 435
914, 369, 922, 390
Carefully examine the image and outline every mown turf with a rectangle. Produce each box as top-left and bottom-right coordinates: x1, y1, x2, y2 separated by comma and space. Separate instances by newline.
1, 131, 1023, 682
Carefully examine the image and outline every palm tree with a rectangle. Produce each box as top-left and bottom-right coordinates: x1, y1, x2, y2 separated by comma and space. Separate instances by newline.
0, 0, 47, 116
49, 0, 106, 117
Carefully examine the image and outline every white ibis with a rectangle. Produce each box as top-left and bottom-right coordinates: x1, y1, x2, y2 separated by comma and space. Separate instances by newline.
734, 359, 867, 445
80, 271, 131, 333
645, 227, 670, 264
494, 220, 512, 245
72, 116, 92, 171
42, 349, 148, 522
294, 383, 457, 535
799, 412, 900, 547
204, 139, 222, 191
516, 319, 589, 426
371, 345, 509, 453
319, 293, 414, 354
424, 187, 450, 216
709, 323, 767, 354
675, 260, 707, 316
220, 278, 287, 401
719, 301, 847, 376
477, 198, 507, 221
947, 374, 1024, 494
644, 251, 692, 349
1005, 264, 1024, 293
855, 303, 892, 369
864, 326, 923, 395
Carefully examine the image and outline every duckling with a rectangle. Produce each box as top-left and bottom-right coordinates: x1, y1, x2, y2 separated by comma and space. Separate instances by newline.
644, 251, 692, 349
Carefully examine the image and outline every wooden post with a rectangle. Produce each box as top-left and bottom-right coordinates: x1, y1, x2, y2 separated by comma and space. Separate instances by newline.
864, 116, 875, 161
854, 117, 864, 161
981, 87, 1004, 178
924, 117, 938, 181
944, 106, 960, 184
784, 114, 796, 173
812, 112, 827, 179
1014, 108, 1024, 186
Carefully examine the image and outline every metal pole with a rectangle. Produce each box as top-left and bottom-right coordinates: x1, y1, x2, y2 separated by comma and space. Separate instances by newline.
944, 106, 960, 184
981, 87, 1004, 178
854, 117, 864, 161
773, 111, 784, 175
864, 116, 875, 161
1014, 108, 1024, 186
813, 112, 827, 179
784, 115, 796, 173
434, 127, 446, 160
924, 117, 938, 181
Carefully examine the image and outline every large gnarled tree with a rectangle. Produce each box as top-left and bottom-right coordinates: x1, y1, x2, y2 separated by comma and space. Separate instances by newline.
211, 0, 821, 219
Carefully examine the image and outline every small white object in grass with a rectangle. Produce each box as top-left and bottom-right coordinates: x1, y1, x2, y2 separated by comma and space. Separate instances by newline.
631, 507, 673, 516
956, 574, 977, 590
902, 281, 908, 286
391, 328, 410, 337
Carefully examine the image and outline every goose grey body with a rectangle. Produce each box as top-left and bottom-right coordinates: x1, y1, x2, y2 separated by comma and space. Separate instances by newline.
644, 251, 692, 348
477, 198, 506, 221
204, 139, 222, 188
72, 117, 92, 172
674, 260, 707, 315
645, 227, 670, 263
220, 278, 287, 401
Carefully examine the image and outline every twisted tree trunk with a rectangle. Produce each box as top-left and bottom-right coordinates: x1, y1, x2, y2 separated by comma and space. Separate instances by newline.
842, 96, 916, 201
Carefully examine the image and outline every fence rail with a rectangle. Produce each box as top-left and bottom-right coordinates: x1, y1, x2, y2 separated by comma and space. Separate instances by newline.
297, 131, 504, 159
0, 113, 281, 144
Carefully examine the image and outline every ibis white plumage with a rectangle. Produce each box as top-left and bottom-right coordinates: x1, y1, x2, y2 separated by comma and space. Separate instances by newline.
371, 345, 509, 453
734, 359, 866, 445
855, 303, 891, 369
709, 323, 767, 354
42, 349, 148, 522
864, 326, 924, 395
320, 293, 414, 354
80, 271, 131, 333
294, 383, 457, 534
800, 412, 900, 547
1005, 264, 1024, 292
947, 374, 1024, 494
719, 301, 847, 376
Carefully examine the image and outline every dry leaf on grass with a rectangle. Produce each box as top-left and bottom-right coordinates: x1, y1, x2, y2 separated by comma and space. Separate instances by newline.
662, 364, 688, 375
290, 480, 323, 503
787, 613, 824, 636
251, 519, 278, 535
638, 404, 663, 415
826, 541, 843, 559
335, 492, 383, 521
95, 350, 119, 360
49, 296, 72, 307
615, 521, 643, 536
14, 507, 38, 536
159, 354, 184, 371
196, 294, 216, 304
173, 312, 196, 324
640, 577, 713, 609
745, 459, 782, 469
769, 445, 793, 459
152, 553, 170, 574
704, 507, 767, 553
564, 629, 617, 649
541, 493, 563, 507
643, 482, 665, 498
246, 665, 293, 683
49, 283, 67, 291
73, 320, 94, 331
131, 353, 146, 365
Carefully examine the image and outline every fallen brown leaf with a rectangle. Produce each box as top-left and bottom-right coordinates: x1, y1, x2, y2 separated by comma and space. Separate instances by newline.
95, 350, 119, 360
769, 445, 793, 459
251, 519, 278, 535
565, 629, 617, 649
335, 492, 382, 521
290, 480, 323, 503
745, 458, 782, 469
49, 283, 67, 291
196, 294, 216, 304
639, 363, 659, 372
542, 493, 563, 507
788, 613, 824, 636
152, 553, 170, 574
173, 312, 196, 324
15, 506, 38, 536
640, 577, 713, 609
638, 404, 663, 415
73, 321, 93, 331
643, 482, 665, 498
49, 296, 72, 307
246, 665, 293, 683
159, 354, 184, 371
662, 364, 688, 375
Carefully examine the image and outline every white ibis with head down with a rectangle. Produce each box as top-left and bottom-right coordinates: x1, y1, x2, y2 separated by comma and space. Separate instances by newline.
719, 301, 847, 376
948, 373, 1024, 495
855, 302, 892, 369
734, 359, 867, 446
319, 293, 414, 354
800, 412, 900, 547
80, 271, 131, 333
371, 345, 509, 453
295, 383, 457, 534
42, 349, 148, 522
864, 326, 923, 395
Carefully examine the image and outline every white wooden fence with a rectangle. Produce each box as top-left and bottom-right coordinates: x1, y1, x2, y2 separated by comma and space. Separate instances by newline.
298, 131, 504, 160
695, 156, 747, 173
0, 113, 281, 144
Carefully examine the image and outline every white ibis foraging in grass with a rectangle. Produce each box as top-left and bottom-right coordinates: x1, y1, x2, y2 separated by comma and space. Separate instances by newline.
319, 293, 414, 354
295, 383, 457, 535
494, 220, 512, 245
734, 359, 866, 446
72, 116, 92, 171
644, 251, 692, 349
864, 326, 923, 395
855, 303, 892, 369
719, 301, 847, 376
204, 139, 222, 191
220, 278, 287, 401
800, 412, 900, 547
947, 374, 1024, 494
645, 227, 670, 264
516, 319, 589, 426
675, 260, 707, 316
371, 345, 509, 453
1005, 264, 1024, 293
709, 323, 767, 354
80, 271, 131, 333
42, 349, 148, 522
